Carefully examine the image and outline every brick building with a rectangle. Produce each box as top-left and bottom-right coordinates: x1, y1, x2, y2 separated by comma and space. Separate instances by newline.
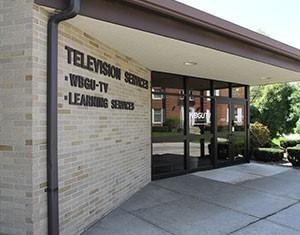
0, 0, 300, 234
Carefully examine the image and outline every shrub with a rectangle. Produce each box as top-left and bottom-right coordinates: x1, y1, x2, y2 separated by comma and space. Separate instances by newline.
295, 119, 300, 134
254, 148, 284, 162
234, 126, 245, 132
250, 122, 271, 148
280, 139, 300, 149
233, 142, 245, 157
164, 118, 181, 132
287, 145, 300, 167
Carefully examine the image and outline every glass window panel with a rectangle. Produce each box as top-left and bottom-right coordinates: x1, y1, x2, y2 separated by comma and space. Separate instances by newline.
152, 72, 184, 94
232, 104, 246, 160
152, 88, 161, 93
153, 109, 163, 123
189, 77, 211, 97
152, 94, 185, 176
152, 94, 184, 136
153, 93, 162, 99
214, 81, 229, 97
152, 141, 185, 175
216, 102, 230, 161
232, 85, 246, 98
189, 97, 213, 169
152, 88, 163, 100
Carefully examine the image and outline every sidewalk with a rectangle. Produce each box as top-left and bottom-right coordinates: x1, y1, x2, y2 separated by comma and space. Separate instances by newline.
84, 163, 300, 235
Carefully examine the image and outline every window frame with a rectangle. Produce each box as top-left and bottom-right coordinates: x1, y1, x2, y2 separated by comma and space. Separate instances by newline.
152, 108, 164, 124
152, 88, 163, 100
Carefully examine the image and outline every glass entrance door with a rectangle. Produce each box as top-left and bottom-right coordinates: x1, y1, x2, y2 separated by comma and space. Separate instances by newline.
231, 101, 247, 161
215, 100, 231, 163
189, 97, 213, 170
215, 99, 247, 164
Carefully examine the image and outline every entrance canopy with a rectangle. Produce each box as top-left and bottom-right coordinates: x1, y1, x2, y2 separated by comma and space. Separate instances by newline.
36, 0, 300, 85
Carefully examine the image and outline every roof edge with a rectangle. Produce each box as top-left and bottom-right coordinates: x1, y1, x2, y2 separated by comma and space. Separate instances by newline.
34, 0, 300, 72
125, 0, 300, 61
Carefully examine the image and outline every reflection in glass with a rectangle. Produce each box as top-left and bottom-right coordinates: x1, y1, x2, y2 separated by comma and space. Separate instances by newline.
189, 97, 212, 169
152, 94, 185, 176
152, 142, 184, 175
232, 85, 245, 98
151, 72, 249, 178
232, 104, 246, 159
151, 72, 184, 95
152, 94, 184, 136
189, 77, 211, 97
216, 103, 230, 161
214, 81, 229, 97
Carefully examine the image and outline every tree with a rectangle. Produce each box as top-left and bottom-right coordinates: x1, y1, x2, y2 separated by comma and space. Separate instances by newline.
250, 105, 261, 123
292, 88, 300, 133
251, 84, 300, 138
295, 120, 300, 134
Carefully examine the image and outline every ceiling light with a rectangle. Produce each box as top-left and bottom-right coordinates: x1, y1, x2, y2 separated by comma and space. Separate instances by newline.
184, 61, 197, 66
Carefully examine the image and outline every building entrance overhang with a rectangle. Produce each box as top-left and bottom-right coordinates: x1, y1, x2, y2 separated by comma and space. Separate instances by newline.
36, 0, 300, 85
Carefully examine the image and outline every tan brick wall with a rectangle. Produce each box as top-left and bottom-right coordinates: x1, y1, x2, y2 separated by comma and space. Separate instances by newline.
32, 4, 48, 234
0, 0, 34, 234
32, 5, 151, 235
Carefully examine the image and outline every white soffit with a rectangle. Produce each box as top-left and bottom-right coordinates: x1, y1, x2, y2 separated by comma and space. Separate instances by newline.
68, 15, 300, 85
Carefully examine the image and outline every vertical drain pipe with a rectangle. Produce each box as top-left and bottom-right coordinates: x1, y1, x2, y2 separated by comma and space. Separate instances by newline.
47, 0, 80, 234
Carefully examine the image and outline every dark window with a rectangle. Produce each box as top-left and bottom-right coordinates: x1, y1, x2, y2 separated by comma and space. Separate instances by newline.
151, 72, 184, 95
189, 77, 211, 97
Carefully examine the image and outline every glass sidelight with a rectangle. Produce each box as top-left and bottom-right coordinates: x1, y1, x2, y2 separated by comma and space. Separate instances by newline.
151, 74, 185, 178
232, 102, 246, 160
215, 99, 247, 163
152, 94, 185, 177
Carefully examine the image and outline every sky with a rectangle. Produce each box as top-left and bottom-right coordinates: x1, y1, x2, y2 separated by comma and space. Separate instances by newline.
176, 0, 300, 49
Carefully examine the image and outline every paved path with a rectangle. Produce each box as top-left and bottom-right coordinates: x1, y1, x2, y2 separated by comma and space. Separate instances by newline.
84, 163, 300, 235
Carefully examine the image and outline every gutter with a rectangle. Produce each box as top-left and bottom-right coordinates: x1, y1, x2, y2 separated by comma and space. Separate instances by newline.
47, 0, 80, 234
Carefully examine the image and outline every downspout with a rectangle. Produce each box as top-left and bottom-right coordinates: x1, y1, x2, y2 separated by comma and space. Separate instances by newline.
47, 0, 80, 234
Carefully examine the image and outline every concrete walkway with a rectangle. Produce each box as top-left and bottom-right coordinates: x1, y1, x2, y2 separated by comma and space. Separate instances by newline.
84, 163, 300, 235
